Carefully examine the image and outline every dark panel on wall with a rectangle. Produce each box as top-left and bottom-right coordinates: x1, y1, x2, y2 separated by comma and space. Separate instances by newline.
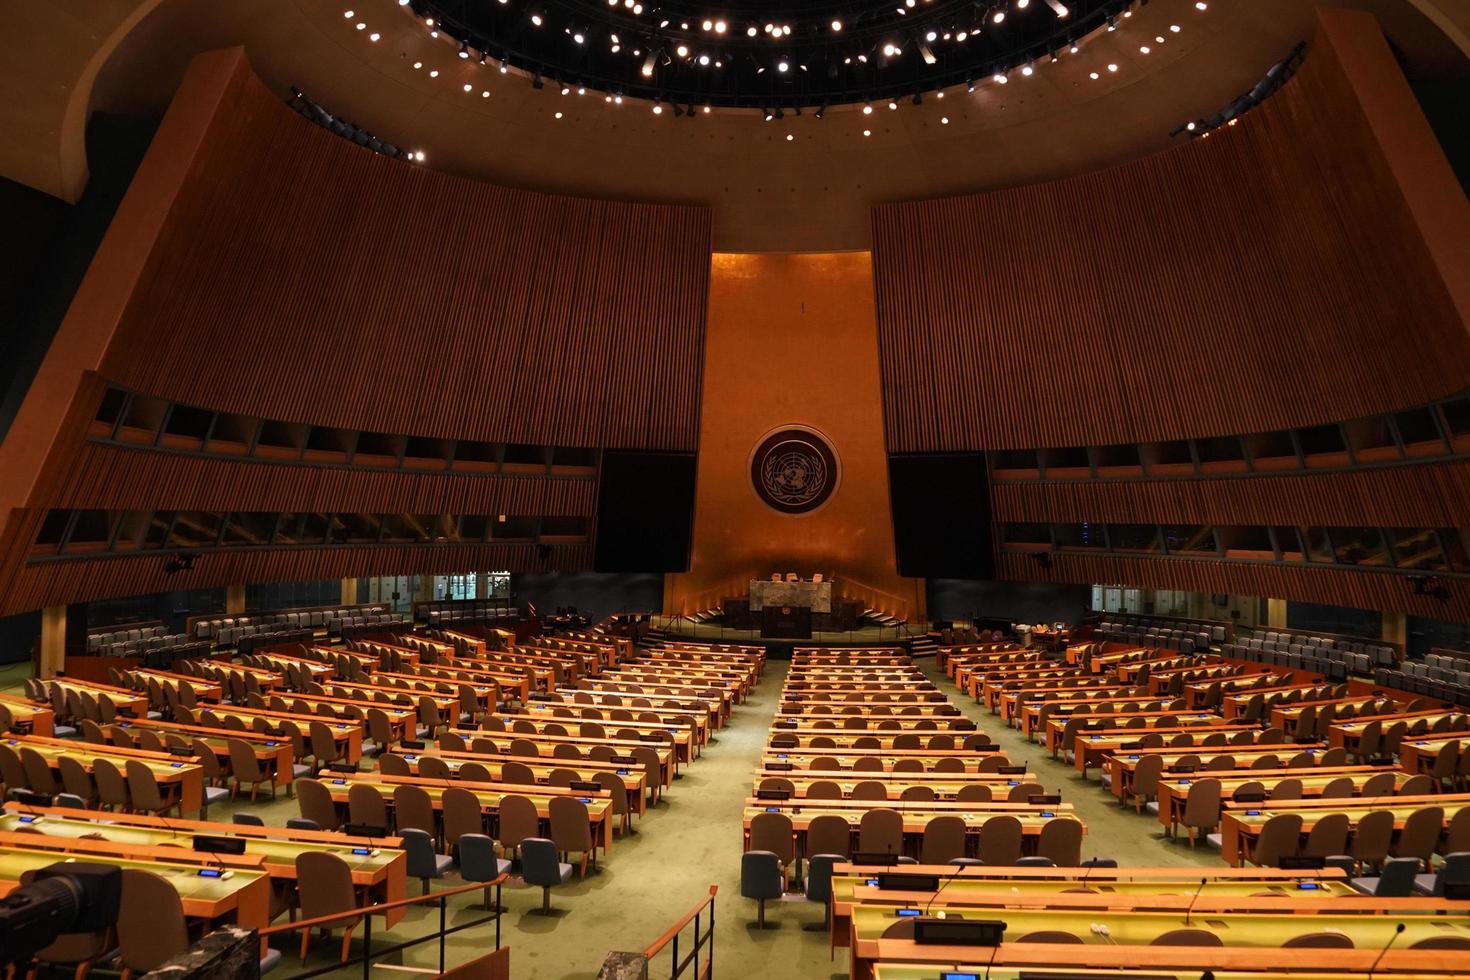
927, 579, 1090, 627
97, 67, 711, 452
593, 451, 697, 573
873, 25, 1470, 452
1286, 601, 1382, 638
991, 460, 1470, 527
511, 571, 665, 620
994, 551, 1470, 623
889, 454, 992, 579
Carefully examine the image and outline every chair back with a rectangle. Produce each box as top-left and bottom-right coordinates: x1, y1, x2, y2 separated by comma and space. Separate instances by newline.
497, 793, 541, 850
295, 777, 342, 830
57, 755, 95, 801
549, 795, 593, 852
1395, 807, 1445, 864
442, 786, 484, 847
348, 782, 389, 830
920, 815, 967, 864
858, 807, 904, 856
1351, 809, 1395, 863
749, 811, 796, 864
978, 814, 1023, 865
93, 757, 130, 808
295, 851, 362, 929
117, 869, 191, 973
1253, 813, 1304, 867
20, 747, 59, 794
1376, 856, 1424, 896
805, 814, 851, 858
520, 837, 567, 887
1037, 817, 1084, 866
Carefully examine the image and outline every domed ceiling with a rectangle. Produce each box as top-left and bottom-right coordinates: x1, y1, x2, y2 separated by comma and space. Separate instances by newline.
5, 0, 1469, 249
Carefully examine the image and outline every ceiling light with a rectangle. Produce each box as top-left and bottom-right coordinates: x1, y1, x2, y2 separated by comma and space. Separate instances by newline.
715, 20, 726, 33
1088, 71, 1098, 79
993, 71, 1007, 83
499, 59, 508, 73
992, 10, 1005, 24
699, 54, 709, 65
764, 107, 775, 121
531, 13, 543, 26
957, 30, 968, 40
574, 32, 585, 43
863, 129, 871, 136
414, 150, 425, 161
777, 60, 789, 72
676, 44, 689, 57
701, 19, 713, 30
1195, 1, 1208, 8
863, 102, 873, 114
641, 52, 656, 77
413, 61, 422, 69
887, 100, 898, 110
786, 134, 794, 141
1107, 62, 1118, 72
1139, 45, 1150, 54
652, 101, 662, 114
463, 83, 472, 91
429, 69, 439, 77
356, 22, 366, 31
369, 32, 380, 41
941, 116, 949, 124
561, 85, 570, 94
831, 19, 843, 31
343, 10, 354, 18
1021, 61, 1034, 76
925, 30, 937, 41
1170, 24, 1182, 32
458, 42, 470, 59
747, 25, 757, 36
555, 111, 563, 118
1045, 0, 1069, 15
1017, 0, 1029, 7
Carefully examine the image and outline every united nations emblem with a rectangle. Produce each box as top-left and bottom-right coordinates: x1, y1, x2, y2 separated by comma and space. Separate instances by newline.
750, 428, 839, 514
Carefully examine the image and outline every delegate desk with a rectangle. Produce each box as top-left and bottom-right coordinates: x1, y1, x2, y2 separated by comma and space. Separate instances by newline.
453, 729, 676, 791
871, 963, 1470, 980
1270, 698, 1400, 737
115, 717, 297, 789
371, 670, 501, 707
402, 662, 529, 703
770, 730, 982, 753
7, 733, 205, 816
0, 806, 408, 925
477, 717, 692, 766
1044, 712, 1239, 754
0, 693, 54, 736
1020, 700, 1173, 739
0, 831, 270, 934
757, 770, 1048, 801
332, 772, 616, 853
1329, 712, 1465, 750
779, 705, 964, 723
1219, 792, 1470, 866
569, 681, 730, 726
743, 799, 1080, 856
828, 863, 1356, 948
130, 669, 224, 700
1400, 734, 1470, 775
764, 747, 1012, 774
1103, 744, 1329, 801
49, 677, 150, 716
389, 747, 649, 814
520, 700, 708, 746
1066, 724, 1259, 774
847, 902, 1470, 980
201, 706, 365, 763
1154, 766, 1408, 834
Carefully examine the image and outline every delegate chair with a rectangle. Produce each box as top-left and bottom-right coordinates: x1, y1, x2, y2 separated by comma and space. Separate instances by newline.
521, 837, 574, 914
116, 870, 192, 980
402, 827, 454, 894
458, 834, 512, 909
295, 852, 365, 963
742, 850, 784, 928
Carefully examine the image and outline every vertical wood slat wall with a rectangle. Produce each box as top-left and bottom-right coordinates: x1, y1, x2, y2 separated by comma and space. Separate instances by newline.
872, 24, 1470, 453
99, 66, 712, 452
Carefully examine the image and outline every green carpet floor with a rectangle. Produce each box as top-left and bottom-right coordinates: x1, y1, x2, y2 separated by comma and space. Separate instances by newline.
5, 653, 1227, 978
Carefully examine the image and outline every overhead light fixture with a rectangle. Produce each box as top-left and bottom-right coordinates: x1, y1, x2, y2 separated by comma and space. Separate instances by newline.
641, 52, 656, 77
1045, 0, 1069, 15
918, 42, 936, 65
458, 42, 470, 59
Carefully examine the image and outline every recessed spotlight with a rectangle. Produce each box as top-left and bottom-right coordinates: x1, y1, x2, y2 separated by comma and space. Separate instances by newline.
747, 25, 757, 36
1107, 63, 1118, 72
652, 103, 662, 114
714, 20, 726, 33
463, 83, 472, 91
343, 10, 354, 18
1070, 44, 1079, 54
1021, 63, 1034, 76
531, 13, 543, 26
1088, 71, 1098, 79
677, 44, 689, 57
941, 116, 949, 124
992, 10, 1004, 23
412, 61, 422, 69
786, 133, 794, 141
429, 69, 439, 77
574, 32, 585, 43
414, 150, 425, 161
355, 22, 366, 31
993, 72, 1007, 84
1186, 121, 1196, 131
699, 54, 709, 65
481, 90, 489, 97
888, 100, 898, 110
831, 19, 843, 31
863, 129, 872, 136
701, 19, 712, 30
369, 32, 380, 41
555, 111, 564, 119
1170, 24, 1181, 32
1195, 1, 1208, 8
863, 103, 873, 114
561, 85, 570, 95
777, 60, 789, 72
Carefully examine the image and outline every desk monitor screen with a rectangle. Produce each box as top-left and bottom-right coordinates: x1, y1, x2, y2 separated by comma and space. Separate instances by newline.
1028, 794, 1062, 806
997, 766, 1027, 775
192, 835, 247, 855
852, 851, 900, 866
765, 762, 795, 772
877, 872, 941, 892
757, 790, 791, 801
343, 823, 388, 838
401, 740, 426, 750
327, 762, 357, 774
913, 918, 1005, 947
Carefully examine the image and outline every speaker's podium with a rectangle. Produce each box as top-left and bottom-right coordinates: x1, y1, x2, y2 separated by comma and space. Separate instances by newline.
760, 605, 812, 639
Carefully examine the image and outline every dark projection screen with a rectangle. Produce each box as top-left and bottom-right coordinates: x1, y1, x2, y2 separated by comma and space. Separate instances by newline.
888, 453, 993, 579
593, 451, 698, 572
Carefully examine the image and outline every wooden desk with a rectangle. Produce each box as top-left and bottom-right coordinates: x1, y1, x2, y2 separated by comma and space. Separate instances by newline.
0, 833, 270, 933
762, 747, 1013, 773
0, 693, 53, 737
391, 747, 648, 814
1154, 766, 1406, 834
0, 806, 408, 926
1102, 743, 1329, 801
1042, 711, 1232, 752
756, 769, 1047, 800
8, 733, 204, 816
330, 772, 615, 853
50, 678, 150, 716
203, 706, 365, 763
1329, 713, 1464, 749
522, 699, 708, 747
455, 726, 677, 785
743, 799, 1080, 856
130, 669, 224, 699
117, 717, 297, 788
1219, 792, 1470, 865
1066, 724, 1259, 774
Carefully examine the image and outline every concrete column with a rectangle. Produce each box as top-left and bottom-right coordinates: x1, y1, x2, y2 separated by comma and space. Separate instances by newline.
341, 578, 358, 606
1382, 610, 1408, 649
39, 605, 66, 678
225, 585, 246, 615
1266, 598, 1287, 629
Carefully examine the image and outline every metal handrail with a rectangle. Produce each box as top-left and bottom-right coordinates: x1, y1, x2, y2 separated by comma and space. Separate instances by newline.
643, 884, 717, 980
259, 875, 507, 980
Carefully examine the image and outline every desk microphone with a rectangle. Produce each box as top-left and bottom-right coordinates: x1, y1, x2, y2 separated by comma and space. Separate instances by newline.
1183, 877, 1207, 926
1367, 923, 1405, 980
924, 862, 970, 917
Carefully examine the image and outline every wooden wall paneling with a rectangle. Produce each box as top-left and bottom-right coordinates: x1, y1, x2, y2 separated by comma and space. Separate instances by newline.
990, 460, 1470, 528
49, 444, 597, 516
95, 58, 711, 452
994, 551, 1470, 623
872, 16, 1470, 452
0, 542, 593, 617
